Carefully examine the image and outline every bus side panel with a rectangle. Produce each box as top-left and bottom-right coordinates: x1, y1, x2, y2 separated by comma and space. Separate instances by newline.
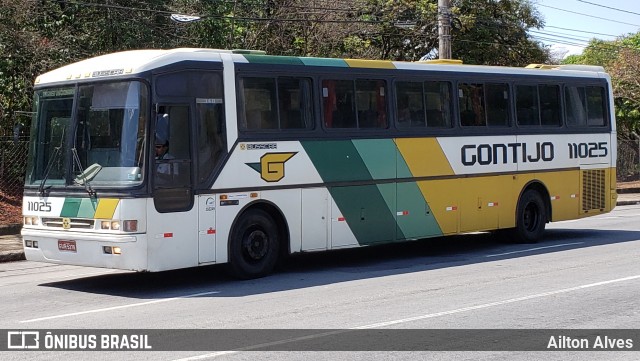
260, 189, 303, 254
145, 198, 199, 271
458, 175, 511, 232
301, 188, 329, 251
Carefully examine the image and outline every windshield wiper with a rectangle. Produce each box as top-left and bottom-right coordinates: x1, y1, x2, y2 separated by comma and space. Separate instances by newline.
38, 127, 65, 197
72, 148, 97, 199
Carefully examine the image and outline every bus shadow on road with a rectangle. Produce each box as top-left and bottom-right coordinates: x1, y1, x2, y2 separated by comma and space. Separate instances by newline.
38, 228, 640, 299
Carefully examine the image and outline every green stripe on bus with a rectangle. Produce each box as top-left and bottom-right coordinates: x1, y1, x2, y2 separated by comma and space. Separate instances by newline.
300, 57, 349, 67
396, 182, 443, 239
330, 184, 400, 245
60, 198, 82, 217
352, 139, 396, 180
301, 140, 372, 182
76, 198, 98, 218
243, 54, 305, 66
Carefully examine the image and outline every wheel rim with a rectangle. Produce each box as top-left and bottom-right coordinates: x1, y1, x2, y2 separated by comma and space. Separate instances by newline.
523, 202, 540, 232
242, 227, 269, 262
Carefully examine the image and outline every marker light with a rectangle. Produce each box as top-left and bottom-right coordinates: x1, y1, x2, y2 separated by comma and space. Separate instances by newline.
123, 220, 138, 232
112, 247, 122, 255
24, 216, 39, 226
100, 220, 137, 232
103, 246, 112, 254
110, 221, 120, 230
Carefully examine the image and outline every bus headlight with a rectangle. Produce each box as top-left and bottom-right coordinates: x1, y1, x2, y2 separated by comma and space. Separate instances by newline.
100, 220, 137, 232
24, 216, 39, 226
111, 221, 120, 230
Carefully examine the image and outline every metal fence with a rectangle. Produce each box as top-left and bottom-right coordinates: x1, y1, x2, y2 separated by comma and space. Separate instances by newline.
0, 136, 29, 204
617, 139, 640, 182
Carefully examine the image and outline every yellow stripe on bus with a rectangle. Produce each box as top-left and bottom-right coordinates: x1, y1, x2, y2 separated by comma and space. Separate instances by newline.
94, 198, 120, 219
395, 138, 455, 177
344, 59, 396, 69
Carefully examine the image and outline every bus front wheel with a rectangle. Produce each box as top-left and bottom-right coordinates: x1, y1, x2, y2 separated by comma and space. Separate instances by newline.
514, 189, 547, 243
228, 209, 280, 279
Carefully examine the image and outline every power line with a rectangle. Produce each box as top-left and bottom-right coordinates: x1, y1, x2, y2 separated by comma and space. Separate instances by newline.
537, 4, 640, 27
576, 0, 640, 17
545, 25, 619, 38
529, 30, 591, 43
58, 0, 386, 25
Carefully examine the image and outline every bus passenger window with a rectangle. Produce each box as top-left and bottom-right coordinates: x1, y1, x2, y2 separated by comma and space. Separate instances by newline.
323, 80, 356, 128
485, 83, 509, 127
395, 81, 425, 128
516, 85, 539, 126
586, 86, 606, 126
323, 79, 387, 129
356, 80, 387, 128
564, 86, 587, 127
425, 81, 452, 128
539, 85, 561, 126
240, 77, 277, 130
278, 78, 313, 130
459, 83, 486, 126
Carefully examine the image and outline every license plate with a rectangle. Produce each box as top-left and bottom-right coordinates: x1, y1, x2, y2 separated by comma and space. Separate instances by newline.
58, 240, 77, 252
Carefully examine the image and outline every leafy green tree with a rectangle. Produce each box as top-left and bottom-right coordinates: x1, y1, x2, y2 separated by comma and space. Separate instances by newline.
562, 33, 640, 138
450, 0, 548, 66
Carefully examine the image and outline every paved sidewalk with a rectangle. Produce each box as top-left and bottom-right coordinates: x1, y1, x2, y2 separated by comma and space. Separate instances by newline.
1, 193, 640, 263
0, 234, 25, 263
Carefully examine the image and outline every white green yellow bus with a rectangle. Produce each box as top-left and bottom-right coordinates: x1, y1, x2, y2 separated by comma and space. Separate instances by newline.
21, 48, 616, 278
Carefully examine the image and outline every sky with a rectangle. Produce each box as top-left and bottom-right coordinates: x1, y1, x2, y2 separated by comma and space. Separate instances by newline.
531, 0, 640, 57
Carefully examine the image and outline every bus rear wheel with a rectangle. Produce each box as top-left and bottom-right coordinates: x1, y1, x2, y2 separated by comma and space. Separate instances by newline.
513, 189, 547, 243
228, 209, 280, 279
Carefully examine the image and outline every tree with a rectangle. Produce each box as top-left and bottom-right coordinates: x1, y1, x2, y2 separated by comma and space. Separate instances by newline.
0, 0, 551, 137
450, 0, 549, 66
562, 32, 640, 138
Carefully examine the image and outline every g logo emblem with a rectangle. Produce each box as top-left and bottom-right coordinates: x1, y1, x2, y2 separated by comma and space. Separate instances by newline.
246, 152, 297, 182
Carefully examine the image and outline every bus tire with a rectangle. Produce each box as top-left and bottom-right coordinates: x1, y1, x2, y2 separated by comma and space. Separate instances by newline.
228, 209, 280, 279
513, 189, 547, 243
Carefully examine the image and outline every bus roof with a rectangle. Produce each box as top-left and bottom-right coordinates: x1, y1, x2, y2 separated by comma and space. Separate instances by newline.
35, 48, 608, 86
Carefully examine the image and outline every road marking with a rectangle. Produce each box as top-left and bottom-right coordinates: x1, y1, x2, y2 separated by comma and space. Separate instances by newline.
20, 290, 220, 323
485, 242, 584, 258
172, 274, 640, 360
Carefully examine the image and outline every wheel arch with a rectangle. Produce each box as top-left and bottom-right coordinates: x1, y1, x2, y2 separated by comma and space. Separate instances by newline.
228, 200, 291, 259
516, 180, 552, 223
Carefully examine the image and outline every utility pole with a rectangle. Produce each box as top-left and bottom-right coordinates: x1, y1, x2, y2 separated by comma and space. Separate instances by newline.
438, 0, 452, 59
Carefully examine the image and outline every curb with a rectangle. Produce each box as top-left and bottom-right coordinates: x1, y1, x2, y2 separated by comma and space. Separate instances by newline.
0, 224, 21, 236
0, 251, 25, 263
617, 187, 640, 194
616, 200, 640, 206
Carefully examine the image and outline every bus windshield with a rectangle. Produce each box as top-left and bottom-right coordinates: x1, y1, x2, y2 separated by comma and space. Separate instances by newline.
26, 81, 149, 189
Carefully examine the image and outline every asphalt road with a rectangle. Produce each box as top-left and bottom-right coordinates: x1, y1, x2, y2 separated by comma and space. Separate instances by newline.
1, 205, 640, 360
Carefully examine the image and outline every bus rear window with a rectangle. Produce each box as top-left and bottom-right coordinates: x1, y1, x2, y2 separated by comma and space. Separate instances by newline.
565, 85, 607, 127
